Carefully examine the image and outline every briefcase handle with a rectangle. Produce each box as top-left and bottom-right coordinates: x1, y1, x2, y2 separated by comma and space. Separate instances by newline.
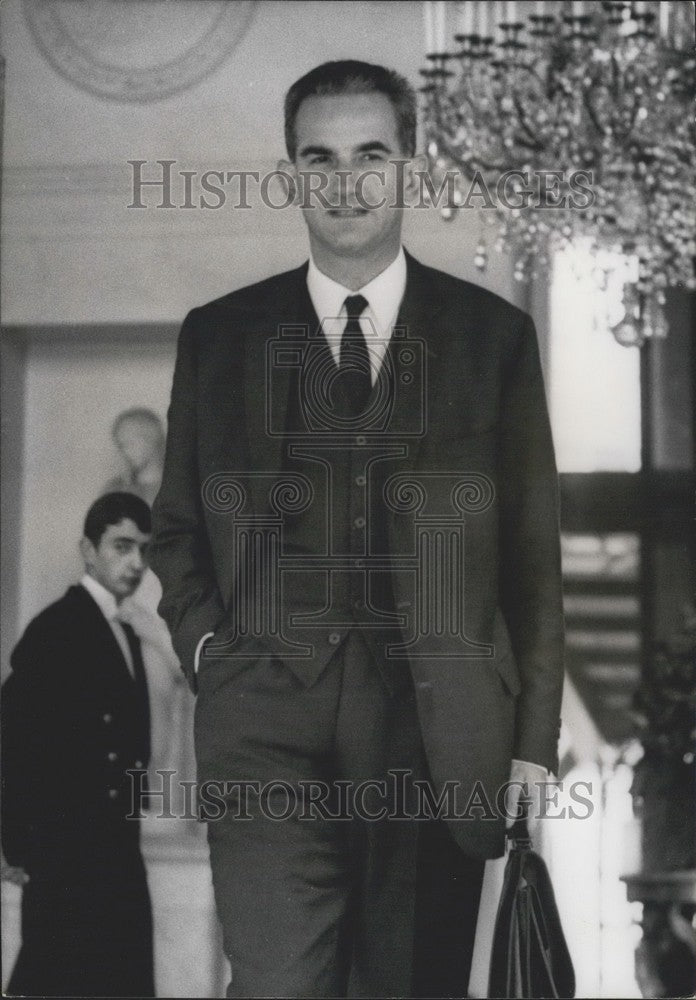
506, 816, 532, 850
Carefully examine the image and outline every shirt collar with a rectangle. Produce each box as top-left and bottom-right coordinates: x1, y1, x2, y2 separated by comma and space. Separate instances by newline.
307, 247, 406, 334
80, 573, 120, 622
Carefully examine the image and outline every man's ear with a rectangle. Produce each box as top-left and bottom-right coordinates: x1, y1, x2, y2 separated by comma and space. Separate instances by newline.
401, 153, 429, 204
277, 158, 300, 205
79, 536, 95, 569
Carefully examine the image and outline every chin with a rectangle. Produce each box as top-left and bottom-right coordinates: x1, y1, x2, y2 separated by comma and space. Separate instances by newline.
324, 231, 381, 256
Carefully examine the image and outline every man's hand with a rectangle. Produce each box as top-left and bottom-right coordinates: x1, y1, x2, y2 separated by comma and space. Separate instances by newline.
1, 850, 29, 886
504, 758, 555, 829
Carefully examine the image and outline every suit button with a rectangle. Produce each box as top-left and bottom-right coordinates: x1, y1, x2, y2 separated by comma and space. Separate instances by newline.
108, 788, 119, 799
354, 516, 366, 529
328, 633, 342, 646
355, 475, 366, 486
134, 760, 144, 769
102, 713, 113, 724
356, 435, 367, 446
107, 752, 118, 763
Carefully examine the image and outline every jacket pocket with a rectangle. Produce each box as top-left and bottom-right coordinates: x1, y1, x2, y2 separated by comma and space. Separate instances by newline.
493, 609, 522, 697
494, 651, 522, 698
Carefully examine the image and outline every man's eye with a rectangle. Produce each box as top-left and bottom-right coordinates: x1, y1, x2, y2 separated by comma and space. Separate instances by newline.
361, 152, 384, 162
308, 156, 329, 166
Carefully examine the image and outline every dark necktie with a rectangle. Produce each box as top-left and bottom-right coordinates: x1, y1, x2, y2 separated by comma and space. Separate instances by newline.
119, 619, 145, 684
118, 619, 151, 792
339, 293, 372, 412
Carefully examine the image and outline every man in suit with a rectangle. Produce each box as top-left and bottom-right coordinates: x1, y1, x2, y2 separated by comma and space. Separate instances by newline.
150, 60, 564, 998
1, 492, 154, 997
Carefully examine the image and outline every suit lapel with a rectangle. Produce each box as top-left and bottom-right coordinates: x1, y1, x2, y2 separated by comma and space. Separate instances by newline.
243, 263, 314, 518
386, 251, 447, 475
71, 586, 136, 690
243, 311, 274, 518
381, 255, 451, 616
69, 586, 151, 762
122, 621, 151, 762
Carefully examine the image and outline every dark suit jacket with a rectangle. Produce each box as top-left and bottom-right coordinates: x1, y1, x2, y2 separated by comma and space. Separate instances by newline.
1, 584, 151, 873
150, 251, 565, 858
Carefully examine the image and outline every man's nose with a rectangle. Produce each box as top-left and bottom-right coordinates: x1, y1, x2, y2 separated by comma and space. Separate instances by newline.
129, 548, 145, 572
330, 164, 358, 204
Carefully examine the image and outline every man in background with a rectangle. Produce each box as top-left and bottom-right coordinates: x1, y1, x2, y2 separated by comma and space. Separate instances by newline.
1, 491, 154, 997
151, 60, 564, 997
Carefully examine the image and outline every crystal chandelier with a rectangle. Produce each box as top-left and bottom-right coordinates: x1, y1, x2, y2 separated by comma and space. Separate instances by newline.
420, 1, 696, 346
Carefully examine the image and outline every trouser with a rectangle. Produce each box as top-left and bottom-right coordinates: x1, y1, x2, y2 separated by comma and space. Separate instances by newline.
196, 630, 484, 998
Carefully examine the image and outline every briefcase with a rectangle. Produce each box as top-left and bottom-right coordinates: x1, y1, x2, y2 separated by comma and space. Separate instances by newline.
488, 819, 575, 999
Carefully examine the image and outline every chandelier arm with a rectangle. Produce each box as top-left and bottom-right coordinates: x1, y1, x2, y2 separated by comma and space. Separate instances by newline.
454, 80, 506, 138
433, 84, 537, 170
671, 147, 695, 166
608, 55, 642, 145
457, 91, 488, 132
607, 108, 634, 147
432, 132, 517, 177
580, 88, 606, 144
606, 54, 626, 140
504, 60, 553, 153
510, 93, 547, 152
622, 95, 641, 142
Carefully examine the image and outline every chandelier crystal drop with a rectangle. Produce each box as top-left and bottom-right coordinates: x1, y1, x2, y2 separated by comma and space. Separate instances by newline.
420, 1, 696, 346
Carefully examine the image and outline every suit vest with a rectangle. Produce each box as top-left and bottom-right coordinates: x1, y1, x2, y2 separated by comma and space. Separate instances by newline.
275, 290, 405, 690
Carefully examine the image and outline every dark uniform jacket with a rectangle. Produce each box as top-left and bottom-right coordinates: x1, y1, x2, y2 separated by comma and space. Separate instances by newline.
1, 584, 153, 997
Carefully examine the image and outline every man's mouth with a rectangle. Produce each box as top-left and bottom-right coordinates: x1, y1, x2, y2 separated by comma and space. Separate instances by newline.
328, 208, 369, 217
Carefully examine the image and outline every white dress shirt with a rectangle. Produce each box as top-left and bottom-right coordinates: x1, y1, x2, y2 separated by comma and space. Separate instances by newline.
307, 247, 407, 385
80, 573, 135, 678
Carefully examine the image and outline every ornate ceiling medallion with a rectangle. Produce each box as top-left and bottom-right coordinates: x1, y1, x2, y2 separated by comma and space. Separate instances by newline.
23, 0, 256, 103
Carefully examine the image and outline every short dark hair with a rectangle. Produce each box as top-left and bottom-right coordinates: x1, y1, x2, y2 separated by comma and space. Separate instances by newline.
284, 60, 417, 160
84, 492, 152, 546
